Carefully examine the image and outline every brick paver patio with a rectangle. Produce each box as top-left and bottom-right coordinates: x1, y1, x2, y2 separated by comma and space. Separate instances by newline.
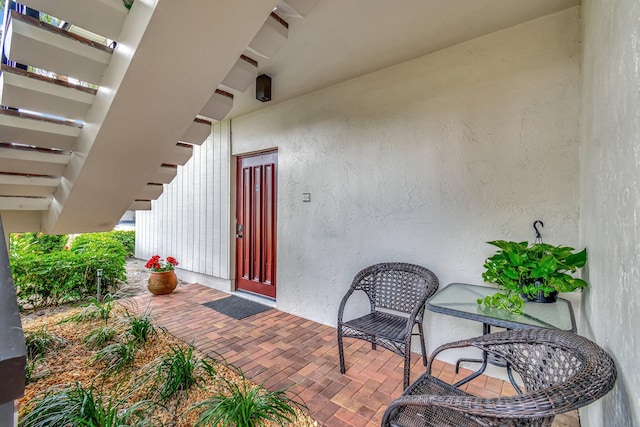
126, 283, 579, 427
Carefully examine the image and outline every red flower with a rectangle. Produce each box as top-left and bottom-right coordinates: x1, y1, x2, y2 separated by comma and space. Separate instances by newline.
145, 255, 179, 272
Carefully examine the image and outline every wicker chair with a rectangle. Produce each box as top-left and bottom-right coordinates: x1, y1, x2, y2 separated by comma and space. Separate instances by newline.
382, 328, 617, 427
337, 262, 439, 389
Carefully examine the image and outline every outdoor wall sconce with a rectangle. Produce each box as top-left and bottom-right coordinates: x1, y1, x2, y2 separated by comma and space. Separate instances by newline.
256, 74, 272, 102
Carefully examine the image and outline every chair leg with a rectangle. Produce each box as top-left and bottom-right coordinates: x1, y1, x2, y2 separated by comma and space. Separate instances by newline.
417, 322, 428, 366
403, 351, 411, 389
337, 327, 346, 374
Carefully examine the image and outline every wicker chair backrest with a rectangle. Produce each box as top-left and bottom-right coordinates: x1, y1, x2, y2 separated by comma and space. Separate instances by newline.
352, 263, 439, 313
473, 329, 617, 404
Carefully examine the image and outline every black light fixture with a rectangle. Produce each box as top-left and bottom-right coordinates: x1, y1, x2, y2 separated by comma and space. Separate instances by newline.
256, 74, 272, 102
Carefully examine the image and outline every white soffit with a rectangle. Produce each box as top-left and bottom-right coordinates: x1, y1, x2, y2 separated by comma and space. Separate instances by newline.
227, 0, 580, 119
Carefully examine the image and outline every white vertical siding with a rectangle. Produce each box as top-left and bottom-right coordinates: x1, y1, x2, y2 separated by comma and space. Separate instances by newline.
205, 130, 215, 276
136, 122, 232, 281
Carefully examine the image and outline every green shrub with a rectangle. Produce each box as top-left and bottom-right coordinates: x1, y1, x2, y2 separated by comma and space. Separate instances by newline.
109, 230, 135, 257
11, 233, 126, 309
10, 232, 68, 254
70, 233, 126, 288
12, 250, 85, 308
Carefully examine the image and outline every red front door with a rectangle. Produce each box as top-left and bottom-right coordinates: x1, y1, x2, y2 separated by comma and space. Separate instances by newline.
235, 151, 277, 298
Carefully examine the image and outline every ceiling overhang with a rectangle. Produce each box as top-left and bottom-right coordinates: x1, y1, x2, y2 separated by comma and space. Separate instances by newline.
0, 0, 579, 234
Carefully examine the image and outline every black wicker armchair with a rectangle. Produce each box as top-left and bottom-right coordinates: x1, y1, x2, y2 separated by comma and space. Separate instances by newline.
337, 262, 439, 389
382, 328, 617, 427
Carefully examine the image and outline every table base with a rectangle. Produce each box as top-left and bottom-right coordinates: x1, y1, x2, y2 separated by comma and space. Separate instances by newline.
452, 323, 523, 394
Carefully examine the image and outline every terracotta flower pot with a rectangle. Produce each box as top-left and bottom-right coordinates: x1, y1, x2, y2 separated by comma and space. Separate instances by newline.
147, 270, 178, 295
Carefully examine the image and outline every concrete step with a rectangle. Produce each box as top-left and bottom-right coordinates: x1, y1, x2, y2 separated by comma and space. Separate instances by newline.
0, 65, 96, 121
4, 11, 113, 84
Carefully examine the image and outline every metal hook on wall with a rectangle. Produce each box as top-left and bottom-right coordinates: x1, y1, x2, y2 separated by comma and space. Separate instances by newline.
533, 220, 544, 243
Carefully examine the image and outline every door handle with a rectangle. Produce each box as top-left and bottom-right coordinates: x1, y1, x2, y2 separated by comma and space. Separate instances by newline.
236, 224, 243, 238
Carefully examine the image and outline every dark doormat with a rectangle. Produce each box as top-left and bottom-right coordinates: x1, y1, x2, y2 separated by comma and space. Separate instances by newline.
203, 295, 272, 320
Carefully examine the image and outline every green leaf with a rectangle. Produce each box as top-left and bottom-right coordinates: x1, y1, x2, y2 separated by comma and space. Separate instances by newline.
538, 255, 557, 273
508, 251, 523, 266
503, 268, 519, 280
572, 278, 588, 289
565, 248, 587, 268
476, 291, 524, 314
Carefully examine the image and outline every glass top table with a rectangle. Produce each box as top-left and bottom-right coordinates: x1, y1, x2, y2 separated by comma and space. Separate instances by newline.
427, 283, 577, 391
427, 282, 576, 332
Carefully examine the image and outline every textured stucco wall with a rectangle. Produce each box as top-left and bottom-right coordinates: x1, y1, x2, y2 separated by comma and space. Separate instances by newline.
232, 8, 583, 359
579, 0, 640, 425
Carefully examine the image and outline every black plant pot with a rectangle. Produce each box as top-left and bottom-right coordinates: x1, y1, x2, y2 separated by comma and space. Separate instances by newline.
519, 280, 559, 303
523, 290, 558, 303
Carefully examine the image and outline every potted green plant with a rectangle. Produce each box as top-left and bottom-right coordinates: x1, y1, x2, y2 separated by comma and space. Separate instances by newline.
478, 240, 587, 313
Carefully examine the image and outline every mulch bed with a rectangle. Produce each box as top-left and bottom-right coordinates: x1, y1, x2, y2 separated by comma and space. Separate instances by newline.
20, 305, 317, 427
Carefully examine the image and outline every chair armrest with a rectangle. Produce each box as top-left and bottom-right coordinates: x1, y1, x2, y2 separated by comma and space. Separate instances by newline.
406, 293, 430, 325
425, 336, 477, 375
403, 284, 438, 339
398, 298, 428, 342
337, 287, 361, 324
